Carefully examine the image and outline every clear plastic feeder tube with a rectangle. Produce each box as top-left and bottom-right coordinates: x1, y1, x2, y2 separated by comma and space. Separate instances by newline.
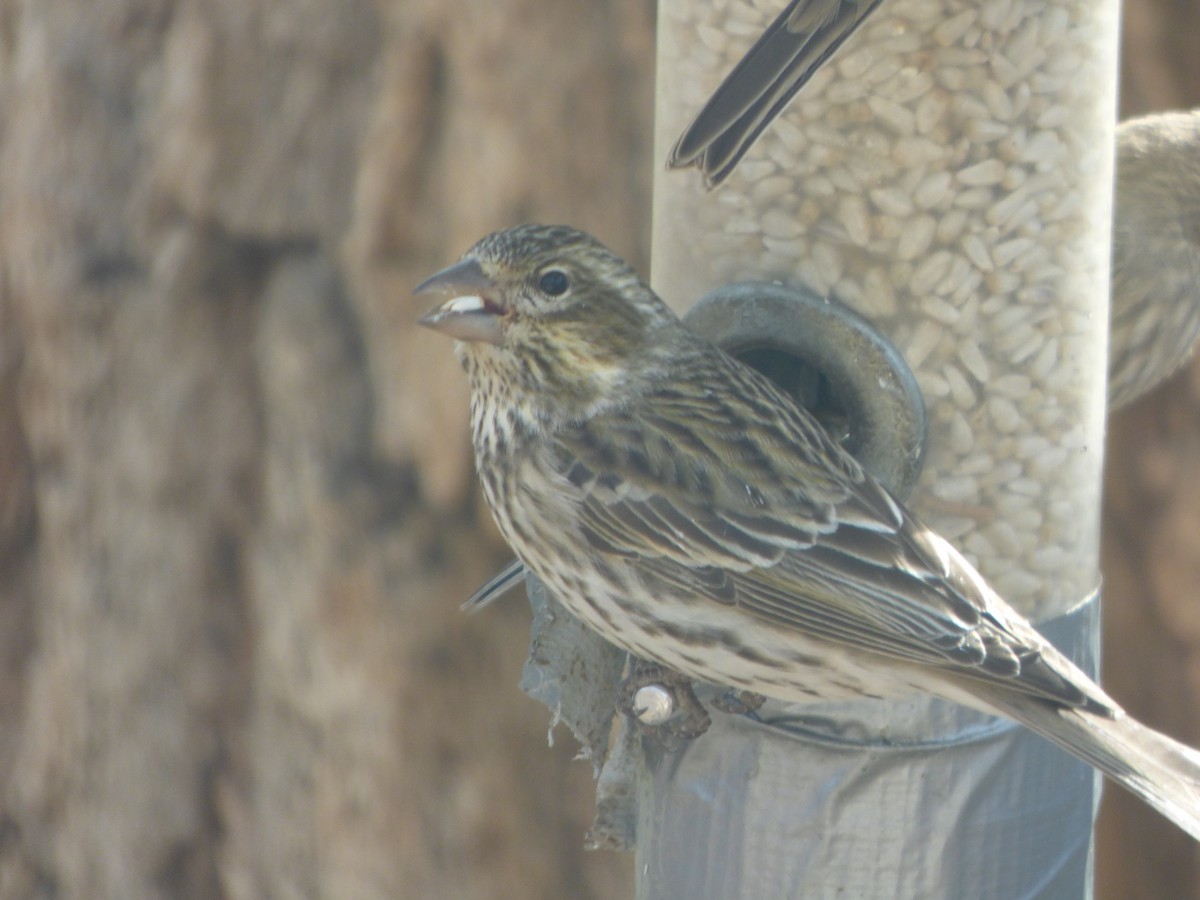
652, 0, 1120, 620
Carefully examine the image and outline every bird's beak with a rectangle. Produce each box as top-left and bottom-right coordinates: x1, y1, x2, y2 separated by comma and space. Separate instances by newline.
415, 259, 507, 345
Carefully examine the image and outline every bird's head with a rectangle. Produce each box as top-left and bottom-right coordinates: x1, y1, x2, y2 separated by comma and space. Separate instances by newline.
417, 225, 680, 419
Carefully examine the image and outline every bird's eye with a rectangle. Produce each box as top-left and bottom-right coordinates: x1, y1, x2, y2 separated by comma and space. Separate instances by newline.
537, 268, 570, 297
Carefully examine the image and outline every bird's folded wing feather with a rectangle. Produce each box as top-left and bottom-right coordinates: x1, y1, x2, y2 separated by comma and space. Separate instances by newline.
669, 0, 885, 186
550, 378, 1108, 712
462, 558, 526, 613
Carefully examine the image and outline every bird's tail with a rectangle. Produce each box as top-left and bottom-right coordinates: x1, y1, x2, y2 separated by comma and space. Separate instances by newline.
988, 692, 1200, 840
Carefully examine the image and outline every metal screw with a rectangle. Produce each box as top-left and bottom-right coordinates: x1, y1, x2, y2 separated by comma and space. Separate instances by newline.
633, 684, 675, 726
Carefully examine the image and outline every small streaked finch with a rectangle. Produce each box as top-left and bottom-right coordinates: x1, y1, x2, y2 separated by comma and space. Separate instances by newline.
417, 223, 1200, 839
669, 0, 885, 187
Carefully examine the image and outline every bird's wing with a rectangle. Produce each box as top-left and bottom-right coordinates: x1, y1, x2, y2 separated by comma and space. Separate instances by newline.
554, 369, 856, 572
669, 0, 885, 186
549, 369, 1107, 712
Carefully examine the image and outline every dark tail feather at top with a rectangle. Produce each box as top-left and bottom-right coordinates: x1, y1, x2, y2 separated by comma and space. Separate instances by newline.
668, 0, 885, 187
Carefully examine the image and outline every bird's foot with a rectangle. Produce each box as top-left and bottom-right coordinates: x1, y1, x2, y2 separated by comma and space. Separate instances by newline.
712, 688, 767, 717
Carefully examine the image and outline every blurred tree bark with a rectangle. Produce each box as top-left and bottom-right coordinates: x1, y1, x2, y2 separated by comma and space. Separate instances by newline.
0, 0, 1196, 898
0, 1, 650, 897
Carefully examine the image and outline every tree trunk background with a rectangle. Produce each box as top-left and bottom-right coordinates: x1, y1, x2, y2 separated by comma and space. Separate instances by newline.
0, 1, 1193, 898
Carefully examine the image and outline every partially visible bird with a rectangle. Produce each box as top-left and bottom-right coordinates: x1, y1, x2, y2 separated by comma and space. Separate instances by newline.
418, 223, 1200, 840
669, 0, 885, 187
1109, 109, 1200, 409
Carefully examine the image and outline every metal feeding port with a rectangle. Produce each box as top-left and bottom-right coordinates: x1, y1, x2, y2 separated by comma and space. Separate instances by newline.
682, 281, 927, 499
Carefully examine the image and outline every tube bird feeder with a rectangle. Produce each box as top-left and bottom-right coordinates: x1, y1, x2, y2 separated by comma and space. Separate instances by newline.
640, 0, 1120, 896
